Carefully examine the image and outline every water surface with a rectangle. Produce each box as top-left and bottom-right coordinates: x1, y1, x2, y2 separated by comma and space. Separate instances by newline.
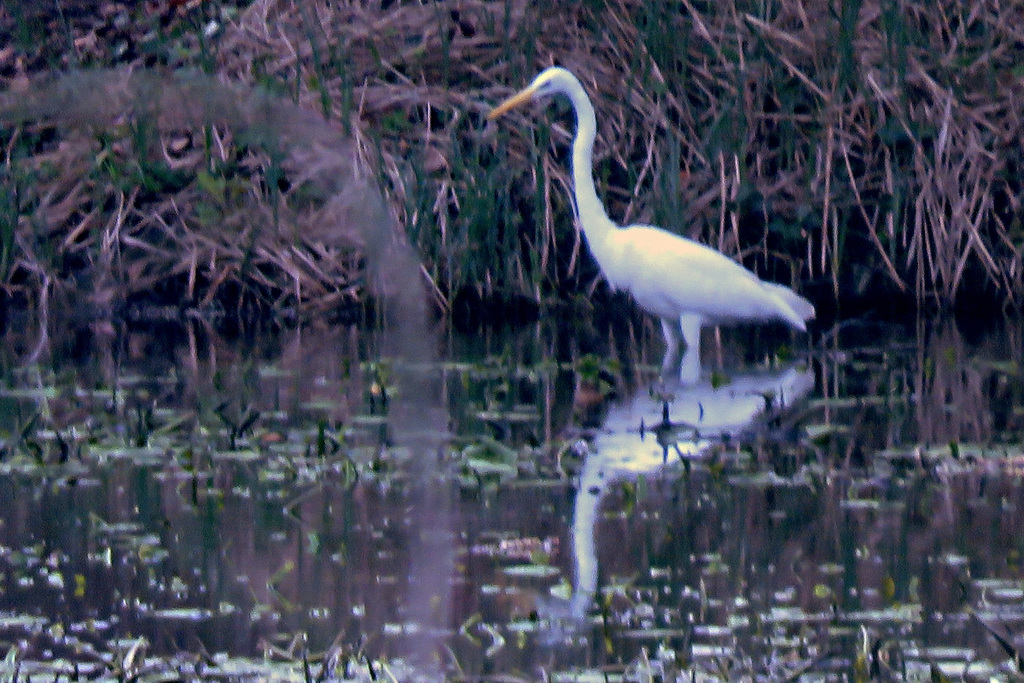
0, 314, 1021, 680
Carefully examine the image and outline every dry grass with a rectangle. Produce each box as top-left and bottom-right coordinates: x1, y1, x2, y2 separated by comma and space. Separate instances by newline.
1, 69, 371, 322
2, 0, 1024, 321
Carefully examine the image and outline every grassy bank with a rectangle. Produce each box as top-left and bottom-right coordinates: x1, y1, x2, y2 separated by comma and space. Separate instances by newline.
2, 0, 1023, 322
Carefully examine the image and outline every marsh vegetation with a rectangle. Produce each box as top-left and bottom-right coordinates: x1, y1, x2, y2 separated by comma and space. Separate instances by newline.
3, 0, 1024, 319
1, 0, 1024, 680
0, 316, 1022, 681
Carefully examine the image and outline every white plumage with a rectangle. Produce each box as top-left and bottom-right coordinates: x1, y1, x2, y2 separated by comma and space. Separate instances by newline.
488, 66, 814, 381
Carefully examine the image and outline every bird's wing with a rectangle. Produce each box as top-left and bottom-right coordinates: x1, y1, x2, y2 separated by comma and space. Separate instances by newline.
615, 225, 806, 325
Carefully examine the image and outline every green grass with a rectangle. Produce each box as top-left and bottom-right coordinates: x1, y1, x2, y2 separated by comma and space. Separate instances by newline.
1, 0, 1024, 319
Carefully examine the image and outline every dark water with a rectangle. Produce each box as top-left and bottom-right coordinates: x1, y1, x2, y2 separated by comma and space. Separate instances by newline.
0, 314, 1022, 679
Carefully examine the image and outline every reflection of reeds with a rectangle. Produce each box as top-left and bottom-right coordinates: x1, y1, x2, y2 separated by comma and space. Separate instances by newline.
3, 0, 1024, 314
1, 61, 455, 675
812, 317, 1023, 457
914, 318, 993, 446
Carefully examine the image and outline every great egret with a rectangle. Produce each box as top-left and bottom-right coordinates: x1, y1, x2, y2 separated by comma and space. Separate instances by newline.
487, 67, 814, 382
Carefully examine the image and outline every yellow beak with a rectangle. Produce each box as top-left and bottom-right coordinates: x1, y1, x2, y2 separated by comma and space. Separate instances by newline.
486, 85, 538, 120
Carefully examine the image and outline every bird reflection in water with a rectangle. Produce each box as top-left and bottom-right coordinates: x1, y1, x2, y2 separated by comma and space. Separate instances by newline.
536, 357, 814, 645
488, 63, 816, 651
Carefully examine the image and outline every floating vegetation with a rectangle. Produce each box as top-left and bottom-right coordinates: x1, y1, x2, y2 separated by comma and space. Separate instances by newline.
0, 314, 1019, 680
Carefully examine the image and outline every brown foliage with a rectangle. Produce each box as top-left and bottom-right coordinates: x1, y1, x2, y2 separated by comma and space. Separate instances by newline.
2, 0, 1024, 318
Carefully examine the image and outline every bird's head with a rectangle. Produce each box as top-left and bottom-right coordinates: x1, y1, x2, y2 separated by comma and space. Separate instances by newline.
487, 67, 578, 120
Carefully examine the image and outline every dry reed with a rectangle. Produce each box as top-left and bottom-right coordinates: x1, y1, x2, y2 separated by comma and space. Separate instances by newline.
2, 0, 1023, 319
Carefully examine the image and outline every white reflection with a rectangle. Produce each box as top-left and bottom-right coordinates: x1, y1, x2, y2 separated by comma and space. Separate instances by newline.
566, 362, 814, 621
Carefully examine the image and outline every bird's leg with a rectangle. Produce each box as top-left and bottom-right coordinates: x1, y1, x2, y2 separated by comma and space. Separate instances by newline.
659, 318, 683, 382
678, 313, 703, 385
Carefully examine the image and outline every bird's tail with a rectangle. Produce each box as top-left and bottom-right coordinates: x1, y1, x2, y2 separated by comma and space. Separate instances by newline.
764, 282, 816, 330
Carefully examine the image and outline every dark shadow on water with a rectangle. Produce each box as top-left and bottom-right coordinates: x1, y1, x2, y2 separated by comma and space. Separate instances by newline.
0, 312, 1020, 678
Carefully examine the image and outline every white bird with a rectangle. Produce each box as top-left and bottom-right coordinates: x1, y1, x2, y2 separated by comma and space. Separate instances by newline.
487, 66, 814, 383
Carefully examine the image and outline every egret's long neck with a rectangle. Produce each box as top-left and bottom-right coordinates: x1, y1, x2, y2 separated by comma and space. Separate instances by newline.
565, 81, 612, 237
